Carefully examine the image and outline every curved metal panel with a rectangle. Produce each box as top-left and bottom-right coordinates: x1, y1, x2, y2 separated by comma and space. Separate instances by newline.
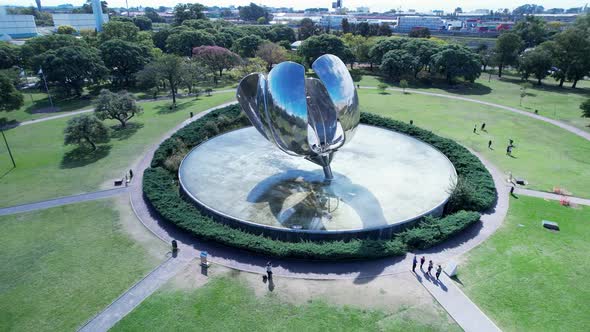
265, 61, 310, 155
236, 73, 272, 140
304, 78, 339, 153
312, 54, 360, 141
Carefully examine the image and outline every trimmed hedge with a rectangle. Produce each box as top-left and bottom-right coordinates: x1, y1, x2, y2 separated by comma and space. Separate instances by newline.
143, 105, 495, 260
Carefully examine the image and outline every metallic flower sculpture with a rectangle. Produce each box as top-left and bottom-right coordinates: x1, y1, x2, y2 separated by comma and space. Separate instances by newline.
236, 54, 359, 182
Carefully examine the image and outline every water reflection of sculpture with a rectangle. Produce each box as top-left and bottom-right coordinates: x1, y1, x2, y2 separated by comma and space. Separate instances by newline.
236, 54, 359, 182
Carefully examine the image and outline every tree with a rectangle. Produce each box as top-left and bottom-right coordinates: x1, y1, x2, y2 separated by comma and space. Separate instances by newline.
64, 115, 109, 151
580, 99, 590, 118
547, 28, 590, 87
173, 3, 206, 25
379, 49, 418, 81
94, 89, 142, 128
0, 42, 20, 69
144, 7, 164, 23
409, 27, 431, 38
179, 58, 207, 94
299, 34, 348, 66
140, 54, 183, 104
518, 47, 552, 84
0, 73, 24, 112
341, 34, 375, 69
99, 21, 140, 43
192, 46, 241, 77
377, 82, 388, 94
512, 16, 548, 48
378, 23, 392, 36
57, 25, 76, 35
166, 30, 216, 56
233, 35, 264, 58
20, 34, 86, 69
476, 44, 494, 71
298, 18, 320, 40
399, 79, 409, 94
513, 4, 545, 15
133, 16, 152, 31
402, 38, 439, 76
72, 0, 107, 14
368, 37, 410, 65
255, 42, 287, 70
99, 39, 152, 86
494, 33, 523, 77
270, 25, 296, 43
342, 18, 350, 34
431, 45, 481, 83
32, 46, 107, 96
239, 3, 272, 22
519, 82, 532, 106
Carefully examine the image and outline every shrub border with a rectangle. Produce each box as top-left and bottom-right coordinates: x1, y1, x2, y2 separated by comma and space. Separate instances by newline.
143, 105, 496, 260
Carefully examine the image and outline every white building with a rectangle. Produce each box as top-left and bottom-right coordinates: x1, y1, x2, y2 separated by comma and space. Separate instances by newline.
396, 16, 444, 31
0, 8, 38, 38
52, 13, 109, 32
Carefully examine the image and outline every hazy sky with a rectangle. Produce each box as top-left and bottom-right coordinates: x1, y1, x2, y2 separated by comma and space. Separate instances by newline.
4, 0, 588, 13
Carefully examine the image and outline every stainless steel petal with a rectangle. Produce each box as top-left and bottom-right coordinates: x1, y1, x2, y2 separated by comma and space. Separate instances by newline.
312, 54, 360, 142
236, 73, 273, 140
304, 78, 339, 152
265, 61, 311, 155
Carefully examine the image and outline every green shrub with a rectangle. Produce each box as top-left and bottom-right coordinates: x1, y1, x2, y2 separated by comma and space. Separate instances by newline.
143, 106, 496, 259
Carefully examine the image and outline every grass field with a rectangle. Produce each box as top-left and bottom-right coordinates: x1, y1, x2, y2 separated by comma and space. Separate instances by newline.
0, 199, 165, 332
112, 275, 460, 332
456, 196, 590, 332
359, 89, 590, 198
0, 92, 234, 207
357, 74, 590, 131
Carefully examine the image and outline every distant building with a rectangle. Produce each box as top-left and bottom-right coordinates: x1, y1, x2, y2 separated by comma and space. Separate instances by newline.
0, 9, 38, 38
396, 16, 444, 32
356, 7, 370, 13
52, 13, 109, 32
319, 15, 349, 30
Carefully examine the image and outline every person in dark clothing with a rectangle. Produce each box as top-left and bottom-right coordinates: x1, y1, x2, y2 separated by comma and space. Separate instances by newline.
266, 261, 273, 280
488, 140, 492, 149
420, 256, 426, 269
129, 169, 134, 179
481, 123, 486, 131
436, 265, 442, 280
409, 120, 413, 125
427, 260, 434, 275
412, 255, 417, 272
473, 126, 477, 134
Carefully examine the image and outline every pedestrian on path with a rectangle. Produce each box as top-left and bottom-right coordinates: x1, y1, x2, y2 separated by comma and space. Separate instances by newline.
488, 140, 492, 149
266, 261, 273, 280
427, 260, 433, 276
420, 256, 426, 269
481, 123, 486, 131
412, 255, 417, 272
129, 169, 133, 179
506, 145, 512, 156
436, 265, 442, 280
473, 125, 477, 134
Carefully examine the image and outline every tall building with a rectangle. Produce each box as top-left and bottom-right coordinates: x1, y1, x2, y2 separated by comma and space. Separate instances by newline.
0, 7, 39, 38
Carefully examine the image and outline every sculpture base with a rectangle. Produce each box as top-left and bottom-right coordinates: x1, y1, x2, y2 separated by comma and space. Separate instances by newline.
178, 125, 457, 241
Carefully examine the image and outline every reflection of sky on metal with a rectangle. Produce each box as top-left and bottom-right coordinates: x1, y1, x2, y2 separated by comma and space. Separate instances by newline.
236, 73, 270, 140
267, 62, 307, 121
304, 78, 339, 149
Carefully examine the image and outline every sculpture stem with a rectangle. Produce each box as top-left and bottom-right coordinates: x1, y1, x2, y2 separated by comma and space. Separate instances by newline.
322, 165, 333, 182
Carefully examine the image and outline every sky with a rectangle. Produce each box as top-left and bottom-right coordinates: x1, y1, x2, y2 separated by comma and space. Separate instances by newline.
3, 0, 588, 13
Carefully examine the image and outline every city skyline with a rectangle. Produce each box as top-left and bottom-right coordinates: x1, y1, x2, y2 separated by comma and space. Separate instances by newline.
4, 0, 589, 13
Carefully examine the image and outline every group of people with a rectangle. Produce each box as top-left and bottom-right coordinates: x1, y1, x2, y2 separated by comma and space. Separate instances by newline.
472, 122, 517, 156
412, 255, 443, 281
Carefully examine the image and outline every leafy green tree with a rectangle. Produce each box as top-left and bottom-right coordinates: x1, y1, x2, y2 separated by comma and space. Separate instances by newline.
133, 16, 152, 31
20, 34, 86, 69
270, 25, 296, 43
377, 82, 388, 93
166, 30, 215, 56
255, 42, 287, 70
341, 34, 374, 69
399, 79, 409, 93
519, 82, 532, 106
409, 27, 431, 38
494, 32, 523, 77
179, 58, 207, 94
298, 18, 321, 40
580, 99, 590, 118
546, 28, 590, 88
402, 38, 439, 76
368, 37, 410, 65
239, 3, 272, 22
99, 21, 140, 43
192, 46, 241, 77
32, 46, 107, 96
378, 23, 392, 36
379, 49, 418, 81
64, 115, 109, 151
99, 39, 152, 86
0, 42, 20, 69
513, 15, 548, 48
57, 25, 76, 35
0, 73, 24, 112
518, 47, 552, 84
144, 7, 164, 23
233, 35, 264, 58
139, 54, 183, 104
153, 29, 172, 51
431, 45, 481, 83
173, 3, 206, 25
299, 34, 348, 66
94, 89, 142, 128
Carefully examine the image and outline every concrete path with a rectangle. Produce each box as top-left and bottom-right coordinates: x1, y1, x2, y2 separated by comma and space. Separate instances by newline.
514, 188, 590, 206
415, 271, 501, 332
77, 255, 192, 332
361, 86, 590, 142
0, 187, 129, 216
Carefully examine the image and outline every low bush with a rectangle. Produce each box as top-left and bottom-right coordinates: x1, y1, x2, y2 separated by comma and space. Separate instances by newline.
144, 105, 496, 259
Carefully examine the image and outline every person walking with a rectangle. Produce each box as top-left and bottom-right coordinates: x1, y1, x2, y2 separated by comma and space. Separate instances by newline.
420, 256, 426, 269
506, 145, 512, 156
473, 125, 477, 134
436, 265, 442, 280
266, 261, 273, 280
481, 123, 486, 131
129, 169, 134, 179
488, 140, 492, 149
427, 260, 433, 276
412, 255, 417, 272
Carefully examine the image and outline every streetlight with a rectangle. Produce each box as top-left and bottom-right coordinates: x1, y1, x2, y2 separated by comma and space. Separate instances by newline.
38, 67, 54, 108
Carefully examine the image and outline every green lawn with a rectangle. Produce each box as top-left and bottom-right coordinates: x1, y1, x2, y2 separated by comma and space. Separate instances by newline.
0, 199, 164, 332
0, 91, 93, 125
112, 276, 459, 332
359, 89, 590, 198
0, 93, 235, 207
357, 74, 590, 131
456, 196, 590, 332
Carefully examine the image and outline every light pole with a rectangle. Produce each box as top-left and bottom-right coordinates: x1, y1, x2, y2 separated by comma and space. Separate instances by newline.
1, 129, 16, 168
38, 67, 53, 108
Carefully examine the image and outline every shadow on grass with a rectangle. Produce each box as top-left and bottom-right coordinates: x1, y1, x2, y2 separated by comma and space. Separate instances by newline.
438, 82, 492, 95
60, 145, 111, 169
0, 118, 20, 130
156, 101, 194, 114
110, 122, 144, 141
24, 96, 92, 115
0, 167, 15, 180
500, 77, 590, 95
